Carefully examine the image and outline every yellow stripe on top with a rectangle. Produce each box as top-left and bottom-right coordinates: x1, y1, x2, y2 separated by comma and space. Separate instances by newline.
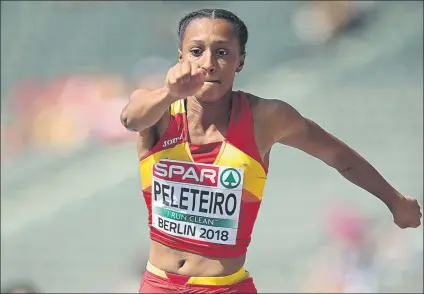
169, 99, 185, 115
140, 143, 191, 190
218, 143, 267, 200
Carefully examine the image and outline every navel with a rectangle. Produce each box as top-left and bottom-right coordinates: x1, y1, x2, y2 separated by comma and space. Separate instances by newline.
177, 258, 186, 268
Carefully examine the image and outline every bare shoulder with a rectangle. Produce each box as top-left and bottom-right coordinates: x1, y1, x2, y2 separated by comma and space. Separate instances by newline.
246, 92, 306, 145
244, 92, 355, 169
246, 92, 299, 118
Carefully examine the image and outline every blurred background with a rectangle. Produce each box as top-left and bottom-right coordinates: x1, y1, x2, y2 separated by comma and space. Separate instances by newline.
1, 1, 423, 293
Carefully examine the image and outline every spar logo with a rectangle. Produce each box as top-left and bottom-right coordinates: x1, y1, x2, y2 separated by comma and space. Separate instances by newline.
220, 168, 242, 189
153, 160, 219, 186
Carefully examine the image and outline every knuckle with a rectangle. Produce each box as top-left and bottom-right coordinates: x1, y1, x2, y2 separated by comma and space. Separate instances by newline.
168, 76, 177, 84
181, 69, 190, 78
175, 74, 185, 83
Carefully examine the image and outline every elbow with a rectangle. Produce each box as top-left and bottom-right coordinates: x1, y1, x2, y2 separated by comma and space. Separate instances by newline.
120, 106, 138, 132
120, 89, 150, 131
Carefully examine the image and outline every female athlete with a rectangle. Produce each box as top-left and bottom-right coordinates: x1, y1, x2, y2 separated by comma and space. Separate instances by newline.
120, 8, 422, 294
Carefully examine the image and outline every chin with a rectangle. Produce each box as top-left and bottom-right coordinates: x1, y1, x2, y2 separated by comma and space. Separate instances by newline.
194, 85, 229, 102
194, 93, 220, 103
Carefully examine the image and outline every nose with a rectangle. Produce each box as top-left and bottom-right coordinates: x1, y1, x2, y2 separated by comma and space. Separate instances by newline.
200, 50, 216, 74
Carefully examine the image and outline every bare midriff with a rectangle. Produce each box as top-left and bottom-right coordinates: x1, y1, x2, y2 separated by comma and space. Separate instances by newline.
149, 240, 247, 277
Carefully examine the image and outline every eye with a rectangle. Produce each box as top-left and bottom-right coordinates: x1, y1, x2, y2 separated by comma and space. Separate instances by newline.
190, 48, 202, 57
217, 49, 228, 57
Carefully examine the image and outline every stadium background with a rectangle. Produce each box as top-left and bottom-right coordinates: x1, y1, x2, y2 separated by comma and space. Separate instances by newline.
1, 1, 423, 292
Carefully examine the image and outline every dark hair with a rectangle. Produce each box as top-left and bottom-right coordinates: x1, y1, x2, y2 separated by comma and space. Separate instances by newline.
178, 8, 248, 54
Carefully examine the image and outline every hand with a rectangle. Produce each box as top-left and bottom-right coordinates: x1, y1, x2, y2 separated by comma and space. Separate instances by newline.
165, 61, 206, 99
391, 195, 422, 229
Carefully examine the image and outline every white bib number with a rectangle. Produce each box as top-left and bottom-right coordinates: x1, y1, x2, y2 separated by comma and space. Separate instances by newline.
151, 159, 244, 245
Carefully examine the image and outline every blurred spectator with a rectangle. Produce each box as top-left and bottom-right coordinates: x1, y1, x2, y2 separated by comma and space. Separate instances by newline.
1, 280, 39, 294
372, 224, 423, 292
292, 1, 376, 44
302, 202, 423, 293
302, 203, 379, 293
1, 74, 140, 162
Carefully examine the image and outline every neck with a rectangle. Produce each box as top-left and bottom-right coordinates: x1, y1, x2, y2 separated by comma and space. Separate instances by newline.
187, 91, 233, 128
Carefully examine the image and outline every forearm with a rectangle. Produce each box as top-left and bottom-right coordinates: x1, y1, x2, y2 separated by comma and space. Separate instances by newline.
121, 86, 176, 132
337, 152, 402, 211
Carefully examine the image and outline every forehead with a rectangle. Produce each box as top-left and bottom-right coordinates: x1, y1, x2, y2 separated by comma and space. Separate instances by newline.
183, 18, 237, 43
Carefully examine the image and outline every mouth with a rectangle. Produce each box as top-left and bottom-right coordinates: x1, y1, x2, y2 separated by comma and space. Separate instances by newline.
205, 80, 221, 84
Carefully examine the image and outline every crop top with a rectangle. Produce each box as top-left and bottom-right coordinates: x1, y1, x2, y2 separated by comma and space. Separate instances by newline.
139, 91, 268, 258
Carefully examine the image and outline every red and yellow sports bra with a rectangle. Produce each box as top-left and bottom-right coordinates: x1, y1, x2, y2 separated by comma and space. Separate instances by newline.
139, 91, 268, 258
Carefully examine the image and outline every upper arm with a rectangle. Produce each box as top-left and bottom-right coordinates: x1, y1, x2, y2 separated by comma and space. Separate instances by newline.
127, 89, 170, 159
136, 113, 169, 160
259, 97, 351, 170
120, 88, 169, 133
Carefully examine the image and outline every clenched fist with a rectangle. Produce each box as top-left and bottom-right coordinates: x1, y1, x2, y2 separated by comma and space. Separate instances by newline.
391, 195, 422, 229
165, 61, 206, 99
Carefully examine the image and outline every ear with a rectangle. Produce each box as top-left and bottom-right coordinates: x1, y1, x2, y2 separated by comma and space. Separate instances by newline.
178, 49, 183, 63
236, 52, 246, 72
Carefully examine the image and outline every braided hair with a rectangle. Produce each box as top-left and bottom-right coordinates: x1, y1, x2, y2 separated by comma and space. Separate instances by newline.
178, 8, 248, 54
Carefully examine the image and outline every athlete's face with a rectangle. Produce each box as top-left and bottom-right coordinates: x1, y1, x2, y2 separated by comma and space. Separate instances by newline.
179, 18, 245, 102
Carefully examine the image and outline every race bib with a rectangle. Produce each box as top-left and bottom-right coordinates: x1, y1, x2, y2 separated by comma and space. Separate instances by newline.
151, 159, 244, 245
